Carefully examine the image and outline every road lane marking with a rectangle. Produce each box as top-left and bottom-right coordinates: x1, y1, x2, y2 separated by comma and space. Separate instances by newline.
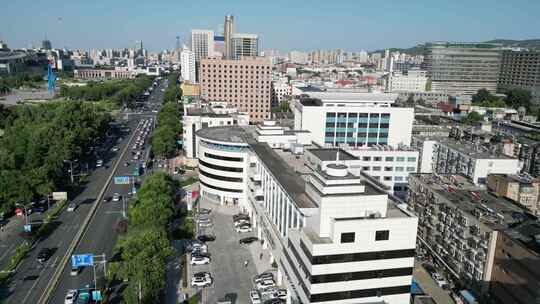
0, 244, 15, 262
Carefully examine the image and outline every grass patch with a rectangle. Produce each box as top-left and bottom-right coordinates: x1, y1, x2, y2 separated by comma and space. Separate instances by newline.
0, 242, 32, 286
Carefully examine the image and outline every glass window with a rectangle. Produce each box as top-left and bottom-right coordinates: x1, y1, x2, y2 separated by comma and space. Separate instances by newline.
372, 166, 381, 171
407, 167, 416, 172
326, 113, 336, 118
394, 176, 404, 181
395, 167, 404, 172
396, 157, 405, 162
362, 156, 371, 161
407, 157, 417, 162
362, 166, 370, 171
375, 230, 390, 241
385, 157, 394, 161
384, 176, 392, 181
340, 232, 355, 243
325, 122, 335, 127
374, 157, 382, 161
384, 167, 393, 171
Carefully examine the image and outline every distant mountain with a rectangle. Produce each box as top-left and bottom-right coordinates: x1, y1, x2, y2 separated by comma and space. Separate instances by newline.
371, 39, 540, 55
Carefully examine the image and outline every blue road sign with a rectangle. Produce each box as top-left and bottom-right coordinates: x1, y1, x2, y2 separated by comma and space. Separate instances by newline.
71, 254, 94, 267
23, 224, 31, 232
114, 176, 130, 185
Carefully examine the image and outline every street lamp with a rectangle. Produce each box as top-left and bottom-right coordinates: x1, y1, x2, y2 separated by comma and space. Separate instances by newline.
63, 159, 77, 184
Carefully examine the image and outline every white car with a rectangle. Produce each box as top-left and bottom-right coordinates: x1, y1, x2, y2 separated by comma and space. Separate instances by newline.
96, 159, 103, 167
234, 219, 250, 227
112, 193, 121, 202
198, 221, 213, 228
66, 203, 77, 212
256, 279, 275, 290
111, 146, 119, 152
250, 290, 261, 304
190, 242, 208, 252
191, 272, 212, 288
432, 273, 449, 288
64, 289, 78, 304
236, 225, 252, 233
191, 255, 211, 265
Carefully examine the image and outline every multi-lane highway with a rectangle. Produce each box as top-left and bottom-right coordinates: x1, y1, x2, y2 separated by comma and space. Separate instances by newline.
1, 78, 167, 304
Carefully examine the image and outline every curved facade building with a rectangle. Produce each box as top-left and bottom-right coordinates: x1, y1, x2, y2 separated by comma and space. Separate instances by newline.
196, 127, 250, 206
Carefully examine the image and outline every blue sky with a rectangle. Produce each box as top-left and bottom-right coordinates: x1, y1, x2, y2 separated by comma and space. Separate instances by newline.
2, 0, 539, 52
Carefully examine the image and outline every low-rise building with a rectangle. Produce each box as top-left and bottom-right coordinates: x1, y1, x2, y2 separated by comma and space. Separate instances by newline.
487, 174, 540, 215
387, 69, 428, 93
74, 68, 136, 80
407, 173, 534, 295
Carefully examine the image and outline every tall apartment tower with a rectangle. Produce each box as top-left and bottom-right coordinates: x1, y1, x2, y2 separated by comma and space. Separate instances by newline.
424, 42, 502, 96
191, 29, 215, 62
232, 33, 259, 59
224, 15, 235, 59
200, 57, 272, 122
180, 45, 196, 83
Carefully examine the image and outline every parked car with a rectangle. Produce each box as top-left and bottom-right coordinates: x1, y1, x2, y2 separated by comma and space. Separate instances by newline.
236, 224, 252, 233
33, 205, 47, 214
274, 289, 287, 300
196, 208, 212, 215
250, 290, 262, 304
191, 272, 213, 288
190, 242, 208, 252
197, 234, 216, 242
198, 221, 213, 228
233, 213, 250, 222
64, 289, 78, 304
256, 279, 275, 290
112, 193, 121, 202
37, 248, 53, 263
255, 273, 274, 284
432, 273, 449, 289
197, 217, 212, 224
70, 266, 81, 276
239, 237, 259, 245
67, 203, 77, 212
191, 255, 211, 265
234, 219, 250, 227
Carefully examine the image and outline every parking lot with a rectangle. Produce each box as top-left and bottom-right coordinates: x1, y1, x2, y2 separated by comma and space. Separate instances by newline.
189, 197, 260, 303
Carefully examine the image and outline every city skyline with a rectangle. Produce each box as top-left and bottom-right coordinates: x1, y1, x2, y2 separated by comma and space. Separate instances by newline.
2, 0, 539, 52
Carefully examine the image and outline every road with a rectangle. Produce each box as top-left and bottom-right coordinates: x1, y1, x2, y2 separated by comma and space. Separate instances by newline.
47, 81, 166, 304
0, 79, 166, 304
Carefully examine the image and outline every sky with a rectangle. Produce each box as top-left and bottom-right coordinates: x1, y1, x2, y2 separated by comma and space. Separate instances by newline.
1, 0, 539, 52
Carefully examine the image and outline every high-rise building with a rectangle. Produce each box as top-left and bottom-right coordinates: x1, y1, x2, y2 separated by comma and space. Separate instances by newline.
231, 33, 259, 59
498, 50, 540, 103
424, 42, 502, 96
191, 29, 215, 62
289, 51, 308, 64
200, 57, 272, 122
213, 35, 225, 58
180, 45, 196, 83
224, 15, 234, 59
42, 39, 52, 50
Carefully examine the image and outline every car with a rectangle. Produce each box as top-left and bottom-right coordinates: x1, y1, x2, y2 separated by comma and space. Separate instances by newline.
263, 299, 282, 304
431, 273, 449, 288
64, 289, 78, 304
191, 255, 211, 265
236, 224, 252, 233
96, 159, 103, 167
191, 272, 213, 288
256, 279, 276, 290
190, 242, 208, 252
197, 234, 216, 242
112, 193, 121, 202
250, 290, 262, 304
255, 273, 274, 284
111, 146, 119, 152
124, 161, 130, 167
196, 208, 212, 215
133, 155, 139, 160
70, 266, 81, 276
197, 217, 211, 224
234, 219, 250, 227
233, 213, 250, 221
33, 205, 47, 213
259, 286, 279, 297
239, 237, 259, 245
273, 289, 287, 300
37, 248, 53, 263
23, 274, 39, 281
67, 203, 77, 212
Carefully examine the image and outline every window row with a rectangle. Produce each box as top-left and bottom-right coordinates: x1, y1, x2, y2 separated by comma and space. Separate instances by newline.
199, 169, 243, 183
200, 180, 243, 193
362, 166, 416, 172
310, 285, 411, 302
362, 156, 417, 162
199, 159, 243, 173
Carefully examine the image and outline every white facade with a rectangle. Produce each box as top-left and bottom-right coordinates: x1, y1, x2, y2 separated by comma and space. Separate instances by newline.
388, 69, 428, 93
196, 125, 418, 304
180, 45, 196, 82
289, 51, 309, 64
191, 29, 215, 62
231, 33, 259, 59
183, 103, 249, 159
272, 78, 292, 104
293, 92, 414, 148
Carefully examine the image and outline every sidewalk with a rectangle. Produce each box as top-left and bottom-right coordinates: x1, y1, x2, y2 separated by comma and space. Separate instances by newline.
414, 262, 453, 304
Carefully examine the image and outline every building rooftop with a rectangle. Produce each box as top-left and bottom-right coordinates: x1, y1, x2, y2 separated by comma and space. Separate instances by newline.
307, 148, 358, 161
196, 126, 251, 144
437, 137, 515, 159
411, 173, 533, 231
302, 92, 398, 104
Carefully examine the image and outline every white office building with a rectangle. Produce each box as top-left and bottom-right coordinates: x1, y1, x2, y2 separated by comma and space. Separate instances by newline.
293, 92, 414, 148
289, 51, 309, 64
196, 124, 419, 304
387, 69, 428, 93
180, 45, 196, 82
272, 77, 292, 104
231, 33, 259, 59
412, 136, 520, 184
182, 102, 250, 161
191, 29, 215, 62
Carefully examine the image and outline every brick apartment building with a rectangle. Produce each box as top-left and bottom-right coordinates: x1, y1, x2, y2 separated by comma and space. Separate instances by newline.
200, 57, 272, 122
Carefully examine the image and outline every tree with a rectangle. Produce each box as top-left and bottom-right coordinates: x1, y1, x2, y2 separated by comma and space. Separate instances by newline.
505, 88, 532, 110
462, 111, 484, 124
472, 88, 496, 104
